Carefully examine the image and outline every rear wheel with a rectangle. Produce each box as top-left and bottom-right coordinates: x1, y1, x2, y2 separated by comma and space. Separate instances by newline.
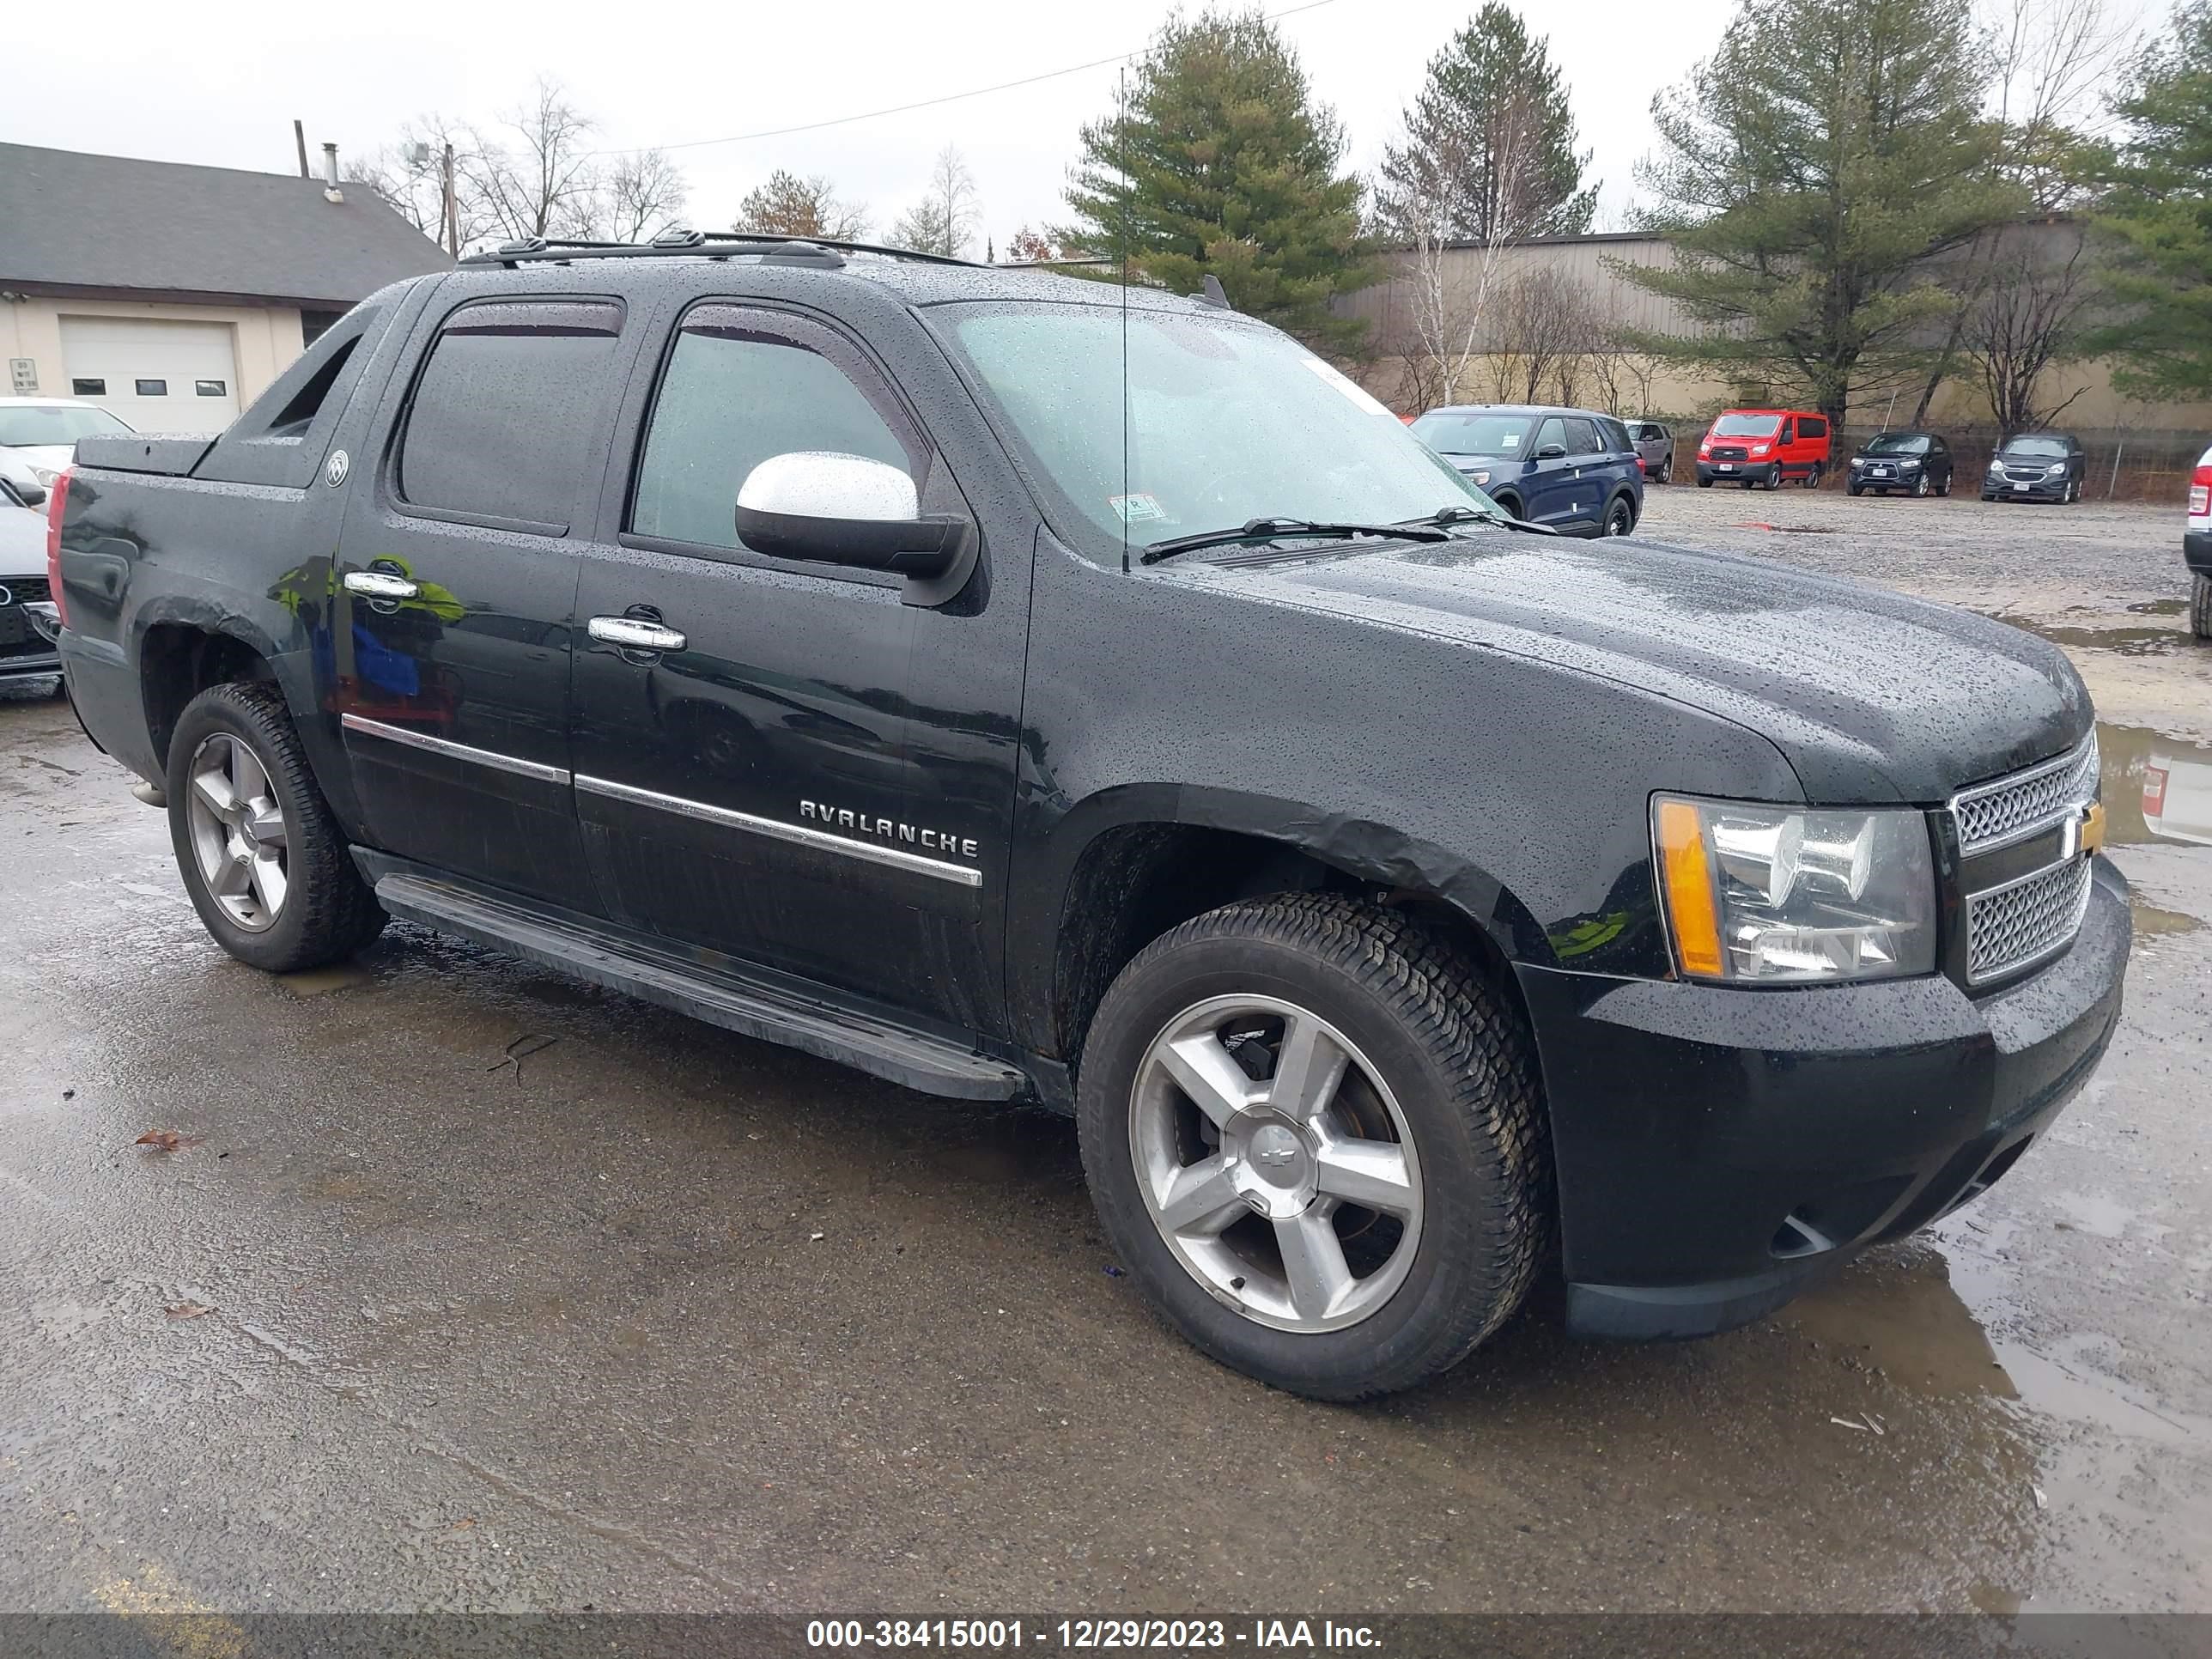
1077, 895, 1547, 1401
167, 681, 386, 974
1697, 476, 1712, 488
1655, 456, 1672, 485
1603, 495, 1636, 537
1805, 463, 1824, 490
2192, 573, 2211, 641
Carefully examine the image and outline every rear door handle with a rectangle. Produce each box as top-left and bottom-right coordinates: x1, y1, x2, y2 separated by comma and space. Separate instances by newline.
343, 570, 420, 600
588, 616, 687, 653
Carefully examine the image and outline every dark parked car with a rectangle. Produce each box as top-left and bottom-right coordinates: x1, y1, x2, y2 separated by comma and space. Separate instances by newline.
1627, 420, 1674, 483
1847, 431, 1955, 497
1984, 432, 2087, 502
1410, 404, 1644, 536
47, 236, 2129, 1401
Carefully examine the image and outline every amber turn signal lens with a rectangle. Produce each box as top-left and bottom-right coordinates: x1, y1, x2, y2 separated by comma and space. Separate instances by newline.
1655, 799, 1725, 978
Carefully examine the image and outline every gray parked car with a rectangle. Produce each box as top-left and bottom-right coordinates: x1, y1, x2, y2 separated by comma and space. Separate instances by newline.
1626, 420, 1674, 484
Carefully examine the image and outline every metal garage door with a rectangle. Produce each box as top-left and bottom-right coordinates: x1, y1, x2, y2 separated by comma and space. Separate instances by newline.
58, 316, 240, 436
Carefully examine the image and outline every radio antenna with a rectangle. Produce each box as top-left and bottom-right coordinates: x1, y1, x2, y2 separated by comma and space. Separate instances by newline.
1119, 63, 1131, 576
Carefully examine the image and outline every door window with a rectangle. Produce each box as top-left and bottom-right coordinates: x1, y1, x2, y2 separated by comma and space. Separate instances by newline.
1800, 416, 1828, 440
1533, 416, 1568, 457
1562, 416, 1601, 455
629, 307, 925, 554
1778, 419, 1795, 444
397, 299, 626, 530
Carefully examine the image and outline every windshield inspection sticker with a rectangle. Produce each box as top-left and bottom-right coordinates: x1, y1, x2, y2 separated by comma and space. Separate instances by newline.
1110, 493, 1168, 525
1300, 355, 1395, 418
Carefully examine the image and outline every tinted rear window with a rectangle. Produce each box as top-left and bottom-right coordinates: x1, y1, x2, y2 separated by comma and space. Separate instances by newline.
398, 300, 625, 527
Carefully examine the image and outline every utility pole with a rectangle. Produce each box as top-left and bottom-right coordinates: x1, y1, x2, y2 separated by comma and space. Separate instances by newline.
293, 119, 310, 179
442, 143, 459, 258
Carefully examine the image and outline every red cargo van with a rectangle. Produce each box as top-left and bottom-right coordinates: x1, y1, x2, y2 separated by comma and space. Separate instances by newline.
1695, 409, 1832, 489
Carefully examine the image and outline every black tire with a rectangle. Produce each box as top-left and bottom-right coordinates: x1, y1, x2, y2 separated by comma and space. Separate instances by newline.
1913, 472, 1930, 498
2192, 572, 2212, 641
1697, 476, 1712, 488
1076, 894, 1547, 1401
1936, 473, 1952, 497
1805, 463, 1823, 489
1656, 457, 1672, 484
1847, 481, 1863, 497
166, 680, 386, 974
1490, 493, 1524, 521
1603, 494, 1637, 537
1761, 471, 1782, 490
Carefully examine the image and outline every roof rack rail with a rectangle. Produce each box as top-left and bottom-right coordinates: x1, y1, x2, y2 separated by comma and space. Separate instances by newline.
460, 233, 985, 270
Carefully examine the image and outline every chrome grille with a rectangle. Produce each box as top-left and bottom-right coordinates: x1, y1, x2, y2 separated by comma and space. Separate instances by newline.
1950, 734, 2099, 854
1966, 857, 2093, 984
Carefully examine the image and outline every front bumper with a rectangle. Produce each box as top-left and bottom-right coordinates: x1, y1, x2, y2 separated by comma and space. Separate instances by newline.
1984, 475, 2069, 500
1697, 461, 1776, 486
1850, 466, 1923, 489
2185, 527, 2212, 573
1516, 857, 2129, 1340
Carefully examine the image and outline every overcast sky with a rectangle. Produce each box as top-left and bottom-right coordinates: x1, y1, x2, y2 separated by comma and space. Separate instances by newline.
5, 0, 2154, 252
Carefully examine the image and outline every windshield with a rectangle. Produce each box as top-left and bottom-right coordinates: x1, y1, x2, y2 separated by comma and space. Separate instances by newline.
0, 404, 131, 447
2002, 436, 2068, 458
1711, 414, 1783, 438
938, 301, 1496, 562
1863, 433, 1929, 455
1409, 411, 1534, 457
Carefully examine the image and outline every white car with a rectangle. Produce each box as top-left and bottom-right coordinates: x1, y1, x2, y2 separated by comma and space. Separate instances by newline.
0, 396, 135, 486
0, 492, 63, 690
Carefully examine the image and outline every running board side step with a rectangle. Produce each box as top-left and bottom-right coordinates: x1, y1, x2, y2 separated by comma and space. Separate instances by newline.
370, 871, 1030, 1102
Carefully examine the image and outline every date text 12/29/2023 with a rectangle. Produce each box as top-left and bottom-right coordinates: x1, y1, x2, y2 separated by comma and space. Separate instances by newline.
806, 1619, 1384, 1650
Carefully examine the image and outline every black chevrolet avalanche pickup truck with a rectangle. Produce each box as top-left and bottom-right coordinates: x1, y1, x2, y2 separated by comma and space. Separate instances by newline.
46, 237, 2129, 1400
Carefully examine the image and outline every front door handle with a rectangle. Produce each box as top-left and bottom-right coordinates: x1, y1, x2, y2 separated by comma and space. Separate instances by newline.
343, 569, 421, 601
588, 616, 687, 653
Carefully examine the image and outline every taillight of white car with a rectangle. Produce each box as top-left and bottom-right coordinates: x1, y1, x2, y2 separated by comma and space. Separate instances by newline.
2191, 445, 2211, 523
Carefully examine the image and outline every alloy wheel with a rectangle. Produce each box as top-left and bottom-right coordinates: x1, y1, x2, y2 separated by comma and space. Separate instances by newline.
1127, 994, 1424, 1334
184, 732, 291, 932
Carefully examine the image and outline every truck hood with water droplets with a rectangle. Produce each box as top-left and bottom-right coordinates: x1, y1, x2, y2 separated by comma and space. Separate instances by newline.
1171, 532, 2093, 805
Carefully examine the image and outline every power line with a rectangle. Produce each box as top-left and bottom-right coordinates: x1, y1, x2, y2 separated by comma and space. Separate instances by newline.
584, 0, 1346, 158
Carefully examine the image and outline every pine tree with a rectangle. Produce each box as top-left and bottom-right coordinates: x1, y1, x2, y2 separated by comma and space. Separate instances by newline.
1620, 0, 2016, 427
1058, 11, 1375, 349
734, 170, 869, 241
1374, 5, 1597, 244
2086, 1, 2212, 399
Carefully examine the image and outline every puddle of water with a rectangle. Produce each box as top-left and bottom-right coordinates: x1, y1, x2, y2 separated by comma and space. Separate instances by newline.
2127, 599, 2188, 617
2097, 721, 2212, 848
1990, 613, 2184, 657
2131, 899, 2205, 938
1785, 1246, 2017, 1398
1730, 521, 1838, 534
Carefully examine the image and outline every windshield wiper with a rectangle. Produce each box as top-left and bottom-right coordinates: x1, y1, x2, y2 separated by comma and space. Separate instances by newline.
1140, 516, 1451, 566
1406, 504, 1559, 536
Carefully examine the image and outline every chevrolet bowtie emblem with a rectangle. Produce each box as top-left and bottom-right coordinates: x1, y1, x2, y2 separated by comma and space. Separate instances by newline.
2081, 799, 2106, 856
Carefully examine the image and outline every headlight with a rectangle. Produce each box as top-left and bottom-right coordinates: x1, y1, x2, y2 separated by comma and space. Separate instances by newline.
1651, 796, 1936, 983
1899, 459, 1921, 470
1466, 469, 1492, 486
32, 466, 63, 488
1988, 460, 2006, 474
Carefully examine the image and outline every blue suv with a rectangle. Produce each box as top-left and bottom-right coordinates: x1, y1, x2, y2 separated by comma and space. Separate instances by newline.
1410, 404, 1644, 537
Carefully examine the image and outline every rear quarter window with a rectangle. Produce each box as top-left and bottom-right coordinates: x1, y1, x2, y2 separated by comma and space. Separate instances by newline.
398, 298, 626, 528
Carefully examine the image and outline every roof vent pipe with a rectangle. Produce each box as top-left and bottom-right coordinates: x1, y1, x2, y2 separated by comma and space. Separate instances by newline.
321, 142, 344, 203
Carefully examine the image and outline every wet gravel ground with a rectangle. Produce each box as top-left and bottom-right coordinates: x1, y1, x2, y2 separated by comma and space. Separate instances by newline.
2, 492, 2208, 1616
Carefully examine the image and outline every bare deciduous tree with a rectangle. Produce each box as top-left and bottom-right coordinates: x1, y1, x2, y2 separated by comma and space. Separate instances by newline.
1486, 266, 1589, 403
468, 80, 605, 242
1389, 93, 1538, 411
891, 147, 980, 258
603, 149, 690, 242
1969, 223, 2095, 433
349, 116, 491, 252
734, 170, 871, 240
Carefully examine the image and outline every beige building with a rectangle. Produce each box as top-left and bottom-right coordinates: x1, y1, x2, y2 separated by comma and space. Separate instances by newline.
1338, 226, 2212, 451
1, 143, 449, 437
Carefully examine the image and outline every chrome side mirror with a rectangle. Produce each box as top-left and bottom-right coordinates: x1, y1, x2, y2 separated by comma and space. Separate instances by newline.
732, 452, 966, 576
